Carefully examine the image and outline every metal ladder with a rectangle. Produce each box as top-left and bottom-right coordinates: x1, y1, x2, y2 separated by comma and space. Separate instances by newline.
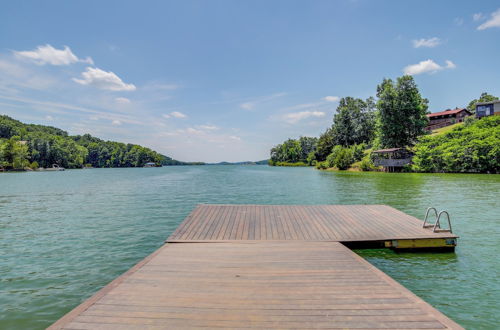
423, 207, 453, 233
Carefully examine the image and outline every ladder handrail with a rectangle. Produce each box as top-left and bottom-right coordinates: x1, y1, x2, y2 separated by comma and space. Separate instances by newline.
434, 210, 453, 233
423, 207, 438, 228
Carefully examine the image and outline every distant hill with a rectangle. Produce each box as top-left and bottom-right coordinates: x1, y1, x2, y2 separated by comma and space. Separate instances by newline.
0, 115, 202, 169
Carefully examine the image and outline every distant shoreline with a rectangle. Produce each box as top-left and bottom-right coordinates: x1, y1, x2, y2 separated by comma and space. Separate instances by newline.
0, 162, 271, 173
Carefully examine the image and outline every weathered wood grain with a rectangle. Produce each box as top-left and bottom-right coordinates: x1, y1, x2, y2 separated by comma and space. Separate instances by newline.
168, 204, 458, 242
49, 205, 462, 329
50, 242, 462, 329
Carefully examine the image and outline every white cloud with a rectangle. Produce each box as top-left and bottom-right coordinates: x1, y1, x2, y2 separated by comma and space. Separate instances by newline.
229, 135, 241, 141
283, 111, 325, 124
403, 59, 456, 75
115, 97, 131, 104
444, 60, 456, 69
477, 9, 500, 30
111, 119, 122, 126
283, 102, 323, 112
239, 92, 287, 110
0, 94, 143, 125
45, 115, 54, 121
323, 96, 340, 102
0, 58, 57, 91
240, 102, 254, 110
73, 67, 136, 91
186, 127, 203, 134
473, 13, 484, 21
412, 37, 441, 48
170, 111, 187, 118
14, 44, 93, 66
0, 59, 28, 77
162, 114, 171, 119
198, 124, 218, 130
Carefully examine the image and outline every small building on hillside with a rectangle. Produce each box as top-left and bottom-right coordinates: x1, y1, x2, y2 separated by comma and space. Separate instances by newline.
476, 100, 500, 118
425, 108, 471, 131
372, 148, 413, 172
144, 162, 157, 168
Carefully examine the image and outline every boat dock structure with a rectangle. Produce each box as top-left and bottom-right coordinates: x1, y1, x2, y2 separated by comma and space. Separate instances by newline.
50, 204, 462, 329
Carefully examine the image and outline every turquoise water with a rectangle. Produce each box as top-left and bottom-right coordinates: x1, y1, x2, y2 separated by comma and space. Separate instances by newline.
1, 166, 499, 329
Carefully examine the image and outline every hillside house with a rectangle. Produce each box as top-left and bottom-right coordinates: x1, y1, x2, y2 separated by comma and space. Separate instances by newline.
476, 100, 500, 118
425, 108, 471, 131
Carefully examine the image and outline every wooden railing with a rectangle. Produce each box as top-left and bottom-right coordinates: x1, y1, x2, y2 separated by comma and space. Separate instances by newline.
373, 158, 412, 167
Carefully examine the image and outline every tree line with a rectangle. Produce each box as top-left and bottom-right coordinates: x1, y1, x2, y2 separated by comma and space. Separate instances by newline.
270, 75, 499, 173
0, 115, 197, 170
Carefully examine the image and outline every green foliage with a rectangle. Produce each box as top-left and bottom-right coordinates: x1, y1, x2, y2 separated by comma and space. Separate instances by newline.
306, 151, 316, 166
73, 134, 164, 168
270, 136, 317, 165
376, 75, 428, 148
467, 92, 499, 114
326, 145, 355, 170
0, 115, 179, 170
315, 161, 328, 169
359, 156, 375, 171
332, 97, 375, 147
412, 116, 500, 173
351, 143, 365, 162
0, 136, 30, 170
298, 136, 318, 161
269, 76, 495, 174
272, 161, 308, 167
30, 161, 39, 169
313, 97, 375, 162
463, 116, 478, 128
315, 128, 335, 162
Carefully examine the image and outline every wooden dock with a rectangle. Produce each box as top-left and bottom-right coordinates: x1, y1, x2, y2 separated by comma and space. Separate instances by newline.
50, 205, 462, 329
169, 205, 458, 249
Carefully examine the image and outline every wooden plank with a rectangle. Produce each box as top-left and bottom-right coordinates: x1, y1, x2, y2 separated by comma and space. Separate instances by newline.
50, 241, 462, 329
167, 205, 458, 243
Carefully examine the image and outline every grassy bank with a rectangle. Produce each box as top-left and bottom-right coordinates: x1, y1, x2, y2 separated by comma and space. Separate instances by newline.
412, 116, 499, 173
269, 161, 309, 167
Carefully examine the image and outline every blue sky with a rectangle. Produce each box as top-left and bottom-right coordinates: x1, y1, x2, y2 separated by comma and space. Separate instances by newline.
1, 1, 499, 162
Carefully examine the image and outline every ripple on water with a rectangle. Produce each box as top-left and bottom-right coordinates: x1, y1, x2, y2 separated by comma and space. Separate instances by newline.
0, 166, 499, 329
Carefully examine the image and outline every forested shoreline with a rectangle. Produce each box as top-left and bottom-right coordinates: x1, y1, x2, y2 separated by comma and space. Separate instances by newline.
270, 75, 499, 174
0, 115, 202, 170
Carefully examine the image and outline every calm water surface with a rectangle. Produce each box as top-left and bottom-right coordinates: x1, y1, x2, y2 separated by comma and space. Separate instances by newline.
1, 166, 499, 329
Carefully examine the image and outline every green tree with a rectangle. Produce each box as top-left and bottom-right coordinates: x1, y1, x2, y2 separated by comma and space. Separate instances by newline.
298, 136, 318, 161
270, 137, 317, 164
376, 75, 428, 148
315, 128, 335, 162
0, 115, 173, 170
326, 145, 354, 170
332, 97, 375, 147
467, 92, 499, 114
0, 136, 30, 169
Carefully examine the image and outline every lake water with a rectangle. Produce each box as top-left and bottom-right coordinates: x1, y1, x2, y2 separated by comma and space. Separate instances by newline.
1, 166, 499, 329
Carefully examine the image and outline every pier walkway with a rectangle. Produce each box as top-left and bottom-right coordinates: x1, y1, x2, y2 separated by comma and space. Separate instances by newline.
50, 205, 462, 329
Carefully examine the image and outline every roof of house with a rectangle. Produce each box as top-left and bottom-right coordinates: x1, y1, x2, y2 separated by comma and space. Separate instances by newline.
476, 100, 500, 106
426, 108, 470, 118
